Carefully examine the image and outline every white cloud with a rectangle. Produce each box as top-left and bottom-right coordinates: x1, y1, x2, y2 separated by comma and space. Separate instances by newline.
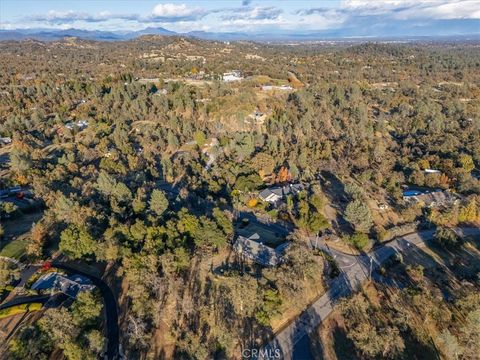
150, 3, 207, 22
30, 10, 139, 23
341, 0, 480, 19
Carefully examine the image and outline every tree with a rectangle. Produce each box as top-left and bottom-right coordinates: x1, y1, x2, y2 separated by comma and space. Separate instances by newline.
434, 227, 461, 249
347, 232, 370, 250
458, 153, 475, 173
251, 152, 275, 178
86, 330, 105, 355
38, 308, 77, 345
437, 330, 462, 360
71, 292, 103, 328
194, 217, 226, 249
27, 222, 48, 257
345, 200, 373, 233
276, 166, 291, 183
0, 259, 20, 286
212, 208, 233, 236
172, 247, 190, 272
132, 187, 147, 213
60, 225, 97, 259
149, 189, 168, 217
235, 173, 262, 192
194, 130, 206, 147
256, 289, 282, 326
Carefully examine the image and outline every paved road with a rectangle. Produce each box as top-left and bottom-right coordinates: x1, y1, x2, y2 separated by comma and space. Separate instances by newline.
52, 262, 121, 360
0, 294, 51, 311
258, 227, 480, 360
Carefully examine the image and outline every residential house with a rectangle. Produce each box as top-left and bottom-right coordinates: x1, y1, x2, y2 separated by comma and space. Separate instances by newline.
0, 137, 12, 145
32, 272, 95, 298
223, 70, 243, 82
65, 119, 89, 130
259, 183, 304, 206
403, 188, 453, 207
233, 233, 290, 267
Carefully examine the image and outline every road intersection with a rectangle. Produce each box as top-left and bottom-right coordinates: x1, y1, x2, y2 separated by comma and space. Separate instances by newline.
258, 227, 480, 360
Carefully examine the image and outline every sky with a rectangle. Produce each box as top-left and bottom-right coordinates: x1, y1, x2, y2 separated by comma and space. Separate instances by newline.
0, 0, 479, 36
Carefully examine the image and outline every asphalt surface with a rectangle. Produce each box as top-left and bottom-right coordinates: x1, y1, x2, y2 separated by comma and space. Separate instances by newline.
0, 294, 51, 311
52, 262, 120, 360
258, 227, 480, 360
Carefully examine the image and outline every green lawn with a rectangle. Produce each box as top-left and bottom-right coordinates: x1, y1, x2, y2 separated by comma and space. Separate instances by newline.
0, 237, 28, 259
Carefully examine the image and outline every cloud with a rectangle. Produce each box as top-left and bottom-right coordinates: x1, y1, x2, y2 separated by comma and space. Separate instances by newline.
149, 3, 207, 22
221, 6, 283, 21
14, 0, 480, 35
29, 3, 208, 25
338, 0, 479, 20
30, 10, 139, 24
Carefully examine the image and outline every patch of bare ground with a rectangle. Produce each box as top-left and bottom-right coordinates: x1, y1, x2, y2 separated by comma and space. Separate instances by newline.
150, 319, 175, 359
0, 310, 45, 352
313, 311, 357, 360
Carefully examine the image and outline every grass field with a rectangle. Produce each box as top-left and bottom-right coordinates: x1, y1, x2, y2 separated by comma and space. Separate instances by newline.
0, 210, 43, 260
0, 237, 28, 259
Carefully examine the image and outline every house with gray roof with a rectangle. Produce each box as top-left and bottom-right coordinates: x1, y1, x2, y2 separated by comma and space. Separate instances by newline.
403, 188, 454, 207
259, 183, 304, 206
31, 272, 95, 298
233, 233, 290, 267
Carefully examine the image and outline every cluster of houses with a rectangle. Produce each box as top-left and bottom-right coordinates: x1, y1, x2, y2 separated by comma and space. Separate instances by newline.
31, 272, 95, 299
231, 183, 305, 267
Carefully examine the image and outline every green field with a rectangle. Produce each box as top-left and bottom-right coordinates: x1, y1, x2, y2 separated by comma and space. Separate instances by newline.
0, 237, 28, 259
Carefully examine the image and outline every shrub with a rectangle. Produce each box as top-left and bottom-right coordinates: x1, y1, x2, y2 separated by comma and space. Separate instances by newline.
347, 232, 370, 250
434, 227, 461, 249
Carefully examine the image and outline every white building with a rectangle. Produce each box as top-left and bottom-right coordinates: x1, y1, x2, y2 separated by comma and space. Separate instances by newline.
223, 71, 243, 82
0, 137, 12, 145
261, 85, 294, 91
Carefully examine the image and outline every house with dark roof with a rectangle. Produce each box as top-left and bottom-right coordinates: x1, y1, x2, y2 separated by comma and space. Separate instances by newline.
259, 183, 304, 206
233, 233, 290, 267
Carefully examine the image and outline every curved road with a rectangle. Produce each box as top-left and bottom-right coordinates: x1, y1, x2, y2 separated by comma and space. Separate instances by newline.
0, 294, 51, 311
52, 262, 120, 360
258, 227, 480, 360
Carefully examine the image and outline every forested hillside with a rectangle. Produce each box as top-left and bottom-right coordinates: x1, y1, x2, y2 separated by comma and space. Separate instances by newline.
0, 37, 479, 359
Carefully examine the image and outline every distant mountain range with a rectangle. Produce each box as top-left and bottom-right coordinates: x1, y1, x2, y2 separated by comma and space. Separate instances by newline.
1, 24, 479, 43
